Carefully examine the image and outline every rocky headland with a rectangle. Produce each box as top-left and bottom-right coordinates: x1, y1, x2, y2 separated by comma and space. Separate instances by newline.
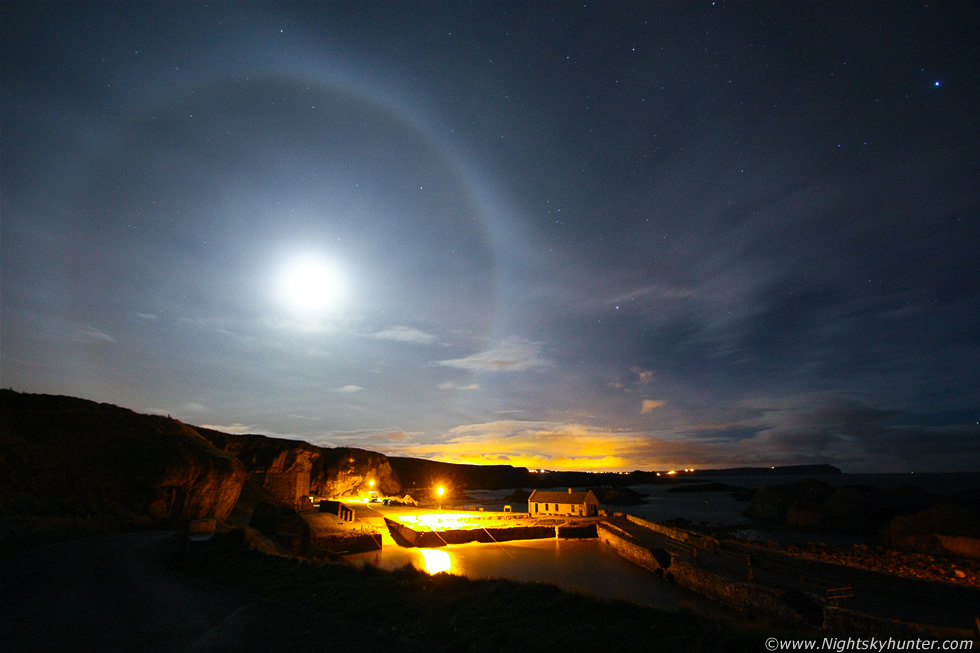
744, 478, 980, 559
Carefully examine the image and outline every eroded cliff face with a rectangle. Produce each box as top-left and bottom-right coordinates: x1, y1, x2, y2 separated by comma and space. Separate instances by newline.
311, 447, 400, 497
0, 391, 245, 530
195, 428, 402, 502
147, 447, 246, 522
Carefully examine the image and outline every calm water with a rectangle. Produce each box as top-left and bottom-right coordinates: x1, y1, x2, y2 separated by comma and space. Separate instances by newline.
345, 537, 731, 617
347, 473, 979, 610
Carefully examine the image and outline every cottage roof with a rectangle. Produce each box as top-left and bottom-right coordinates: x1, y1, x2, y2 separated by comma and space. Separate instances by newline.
528, 489, 596, 504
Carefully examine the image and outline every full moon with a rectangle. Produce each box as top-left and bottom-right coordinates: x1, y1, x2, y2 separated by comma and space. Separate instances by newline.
276, 253, 347, 315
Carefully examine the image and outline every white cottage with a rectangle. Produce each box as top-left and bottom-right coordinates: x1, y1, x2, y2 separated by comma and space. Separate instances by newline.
528, 488, 599, 517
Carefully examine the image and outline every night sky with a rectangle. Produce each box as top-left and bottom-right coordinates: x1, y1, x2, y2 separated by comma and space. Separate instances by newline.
2, 2, 978, 473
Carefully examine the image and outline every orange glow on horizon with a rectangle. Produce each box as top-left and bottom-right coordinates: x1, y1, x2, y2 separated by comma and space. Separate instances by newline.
383, 421, 721, 473
390, 421, 696, 472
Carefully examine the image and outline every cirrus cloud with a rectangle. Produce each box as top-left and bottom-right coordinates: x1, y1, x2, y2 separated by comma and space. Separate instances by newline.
438, 382, 480, 391
437, 337, 551, 372
369, 326, 438, 344
641, 399, 666, 414
331, 385, 365, 393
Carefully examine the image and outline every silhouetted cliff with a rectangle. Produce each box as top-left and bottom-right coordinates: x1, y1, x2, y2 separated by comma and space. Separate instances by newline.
0, 390, 245, 549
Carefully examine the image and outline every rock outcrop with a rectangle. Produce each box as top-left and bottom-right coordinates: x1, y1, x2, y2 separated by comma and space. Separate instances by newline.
883, 503, 980, 558
311, 447, 400, 498
196, 427, 403, 503
744, 477, 980, 555
744, 478, 836, 525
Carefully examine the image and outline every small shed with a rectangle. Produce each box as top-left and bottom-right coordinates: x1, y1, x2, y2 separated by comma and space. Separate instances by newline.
528, 488, 599, 517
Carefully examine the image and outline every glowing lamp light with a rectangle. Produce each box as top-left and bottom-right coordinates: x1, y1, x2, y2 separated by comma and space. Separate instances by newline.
368, 480, 375, 487
436, 486, 445, 496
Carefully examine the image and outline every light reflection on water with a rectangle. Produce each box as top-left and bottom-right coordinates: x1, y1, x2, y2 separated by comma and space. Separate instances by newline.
417, 548, 452, 574
346, 538, 729, 616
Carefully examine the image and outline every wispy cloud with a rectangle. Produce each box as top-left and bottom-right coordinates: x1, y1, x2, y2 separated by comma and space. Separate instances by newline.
631, 367, 654, 383
198, 422, 256, 434
608, 283, 698, 305
311, 428, 420, 448
640, 399, 666, 414
610, 366, 655, 391
331, 385, 364, 393
74, 325, 115, 343
438, 382, 480, 391
370, 326, 438, 344
437, 337, 551, 372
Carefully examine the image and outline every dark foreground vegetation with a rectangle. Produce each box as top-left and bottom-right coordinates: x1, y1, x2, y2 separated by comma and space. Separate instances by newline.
170, 529, 785, 652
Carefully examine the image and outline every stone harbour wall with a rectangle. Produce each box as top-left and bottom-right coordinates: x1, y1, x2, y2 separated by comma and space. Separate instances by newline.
667, 561, 810, 626
596, 522, 667, 574
624, 514, 690, 542
599, 521, 808, 625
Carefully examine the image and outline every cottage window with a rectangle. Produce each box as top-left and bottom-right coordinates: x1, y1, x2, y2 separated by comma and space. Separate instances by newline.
544, 504, 549, 511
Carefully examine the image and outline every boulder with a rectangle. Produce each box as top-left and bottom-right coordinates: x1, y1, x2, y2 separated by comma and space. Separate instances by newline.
883, 503, 980, 557
744, 478, 835, 524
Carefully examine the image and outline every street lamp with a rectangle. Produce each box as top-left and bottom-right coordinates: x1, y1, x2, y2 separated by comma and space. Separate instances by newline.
436, 485, 445, 510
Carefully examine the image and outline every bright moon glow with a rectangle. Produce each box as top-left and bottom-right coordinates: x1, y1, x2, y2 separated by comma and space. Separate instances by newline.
276, 254, 346, 314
